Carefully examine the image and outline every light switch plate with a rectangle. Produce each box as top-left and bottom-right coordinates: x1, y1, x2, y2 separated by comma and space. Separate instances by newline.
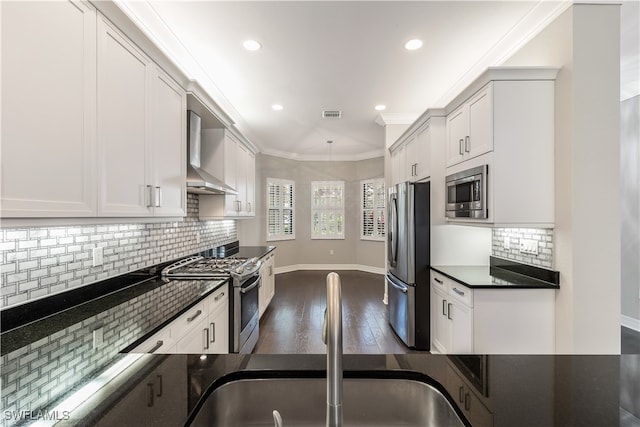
92, 247, 104, 267
519, 239, 539, 255
503, 236, 510, 250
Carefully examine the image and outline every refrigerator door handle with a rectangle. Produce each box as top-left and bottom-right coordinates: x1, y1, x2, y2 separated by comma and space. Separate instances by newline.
388, 279, 409, 293
388, 194, 398, 267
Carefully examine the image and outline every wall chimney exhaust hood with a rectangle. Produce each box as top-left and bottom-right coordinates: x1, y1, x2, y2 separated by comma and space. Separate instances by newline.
186, 111, 237, 195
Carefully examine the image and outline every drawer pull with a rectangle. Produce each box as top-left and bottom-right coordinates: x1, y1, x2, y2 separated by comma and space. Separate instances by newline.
434, 277, 443, 284
188, 310, 203, 322
149, 340, 164, 353
452, 287, 465, 296
442, 300, 447, 316
203, 328, 209, 350
214, 292, 225, 301
447, 303, 453, 320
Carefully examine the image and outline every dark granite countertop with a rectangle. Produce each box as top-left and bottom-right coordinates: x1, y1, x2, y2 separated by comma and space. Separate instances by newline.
432, 256, 560, 289
236, 245, 276, 260
70, 353, 636, 427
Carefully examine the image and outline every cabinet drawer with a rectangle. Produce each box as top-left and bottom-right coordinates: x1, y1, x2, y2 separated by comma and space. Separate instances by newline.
431, 271, 449, 293
132, 329, 174, 354
449, 281, 473, 307
170, 300, 208, 338
209, 283, 229, 313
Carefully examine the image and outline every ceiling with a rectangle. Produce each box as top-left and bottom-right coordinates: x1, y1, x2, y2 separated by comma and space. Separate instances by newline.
117, 1, 639, 161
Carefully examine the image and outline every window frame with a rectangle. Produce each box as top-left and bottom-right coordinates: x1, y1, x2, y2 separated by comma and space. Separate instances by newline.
310, 180, 345, 240
360, 178, 386, 241
266, 177, 295, 242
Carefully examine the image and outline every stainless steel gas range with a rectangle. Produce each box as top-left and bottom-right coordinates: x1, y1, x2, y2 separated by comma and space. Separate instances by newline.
162, 252, 262, 354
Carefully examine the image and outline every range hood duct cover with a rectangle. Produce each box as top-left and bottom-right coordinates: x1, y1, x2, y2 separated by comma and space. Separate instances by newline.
186, 111, 237, 195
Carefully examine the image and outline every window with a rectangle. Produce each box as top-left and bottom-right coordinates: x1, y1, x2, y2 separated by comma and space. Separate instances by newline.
361, 178, 386, 241
311, 181, 345, 239
267, 178, 295, 241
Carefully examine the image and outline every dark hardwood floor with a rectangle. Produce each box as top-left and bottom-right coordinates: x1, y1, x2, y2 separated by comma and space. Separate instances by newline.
253, 270, 418, 354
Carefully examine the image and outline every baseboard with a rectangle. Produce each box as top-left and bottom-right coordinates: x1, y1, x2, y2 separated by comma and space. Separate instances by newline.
622, 315, 640, 333
274, 264, 385, 275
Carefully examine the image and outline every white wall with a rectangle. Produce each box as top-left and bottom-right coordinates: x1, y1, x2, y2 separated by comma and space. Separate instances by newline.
240, 153, 386, 271
504, 4, 621, 353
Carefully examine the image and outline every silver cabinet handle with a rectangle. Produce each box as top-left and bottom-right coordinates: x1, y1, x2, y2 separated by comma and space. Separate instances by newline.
146, 185, 154, 208
465, 136, 470, 153
447, 303, 453, 320
187, 310, 202, 322
247, 202, 252, 212
442, 300, 447, 316
156, 375, 163, 397
459, 139, 464, 155
203, 328, 209, 350
434, 277, 443, 284
155, 186, 161, 207
210, 322, 216, 343
149, 340, 164, 353
452, 287, 465, 296
459, 386, 465, 403
147, 383, 154, 407
214, 291, 225, 301
269, 265, 273, 276
464, 392, 471, 411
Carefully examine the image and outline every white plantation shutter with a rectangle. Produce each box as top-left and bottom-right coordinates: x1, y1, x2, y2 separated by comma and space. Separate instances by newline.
361, 178, 385, 241
311, 181, 345, 239
267, 178, 295, 241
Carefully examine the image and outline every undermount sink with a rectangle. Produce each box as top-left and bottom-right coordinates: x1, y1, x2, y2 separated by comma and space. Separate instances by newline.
184, 370, 469, 427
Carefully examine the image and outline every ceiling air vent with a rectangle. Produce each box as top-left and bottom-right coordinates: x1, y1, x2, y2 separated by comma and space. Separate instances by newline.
322, 110, 342, 119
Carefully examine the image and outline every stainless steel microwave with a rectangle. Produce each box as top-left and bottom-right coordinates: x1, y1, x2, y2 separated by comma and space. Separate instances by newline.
446, 165, 488, 219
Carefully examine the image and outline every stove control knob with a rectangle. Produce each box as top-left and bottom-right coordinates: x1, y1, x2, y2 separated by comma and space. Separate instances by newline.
235, 265, 244, 274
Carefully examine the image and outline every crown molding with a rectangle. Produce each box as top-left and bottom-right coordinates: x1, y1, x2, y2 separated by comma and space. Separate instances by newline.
374, 113, 419, 127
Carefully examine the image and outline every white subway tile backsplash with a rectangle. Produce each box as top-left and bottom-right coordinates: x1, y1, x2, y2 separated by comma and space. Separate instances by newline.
492, 228, 554, 268
1, 194, 236, 308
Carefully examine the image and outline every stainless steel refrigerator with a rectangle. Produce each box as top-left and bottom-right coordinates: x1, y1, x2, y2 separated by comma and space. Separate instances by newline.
386, 181, 430, 350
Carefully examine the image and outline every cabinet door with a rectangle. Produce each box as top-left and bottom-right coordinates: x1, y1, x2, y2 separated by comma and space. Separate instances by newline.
245, 151, 256, 216
446, 105, 467, 167
174, 316, 210, 353
97, 16, 153, 216
208, 304, 229, 353
235, 143, 248, 216
466, 84, 493, 159
224, 135, 238, 217
151, 69, 186, 217
1, 1, 97, 217
450, 300, 473, 354
414, 125, 431, 181
432, 288, 450, 353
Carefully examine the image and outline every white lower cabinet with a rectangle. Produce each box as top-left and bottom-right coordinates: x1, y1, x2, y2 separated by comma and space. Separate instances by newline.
259, 251, 276, 318
431, 270, 555, 354
132, 283, 229, 354
431, 272, 473, 354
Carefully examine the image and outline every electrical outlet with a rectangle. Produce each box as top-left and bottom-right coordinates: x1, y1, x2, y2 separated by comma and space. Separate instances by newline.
93, 327, 104, 350
196, 231, 201, 244
503, 236, 510, 250
519, 239, 539, 255
330, 249, 334, 255
92, 247, 104, 267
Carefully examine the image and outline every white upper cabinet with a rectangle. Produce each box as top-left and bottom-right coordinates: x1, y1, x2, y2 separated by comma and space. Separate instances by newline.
1, 1, 97, 217
1, 3, 187, 220
97, 16, 153, 216
97, 16, 185, 217
150, 70, 187, 217
389, 116, 440, 185
446, 83, 493, 167
199, 129, 256, 219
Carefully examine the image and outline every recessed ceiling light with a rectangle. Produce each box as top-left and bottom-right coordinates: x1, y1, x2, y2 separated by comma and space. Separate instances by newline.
272, 104, 283, 111
404, 39, 423, 51
243, 39, 262, 51
375, 104, 387, 111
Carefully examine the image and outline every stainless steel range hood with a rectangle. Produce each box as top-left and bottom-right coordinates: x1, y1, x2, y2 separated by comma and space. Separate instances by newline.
187, 111, 237, 195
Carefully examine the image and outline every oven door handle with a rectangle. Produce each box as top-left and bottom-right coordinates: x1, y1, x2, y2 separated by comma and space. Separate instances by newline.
240, 279, 260, 294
